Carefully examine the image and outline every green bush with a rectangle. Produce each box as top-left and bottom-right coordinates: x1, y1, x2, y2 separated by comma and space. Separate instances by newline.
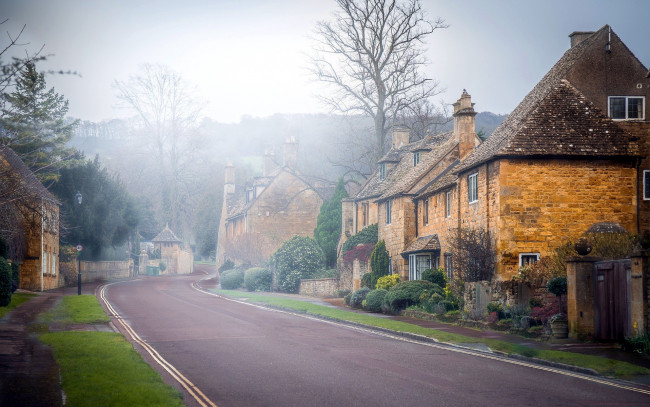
244, 267, 272, 292
622, 335, 650, 355
363, 289, 388, 312
0, 257, 12, 307
341, 224, 378, 255
220, 268, 245, 289
421, 268, 446, 288
418, 285, 445, 313
376, 274, 400, 290
486, 302, 503, 314
218, 259, 235, 273
546, 276, 567, 297
360, 272, 372, 288
369, 240, 390, 288
343, 292, 352, 305
384, 280, 436, 313
314, 178, 348, 268
270, 236, 325, 293
335, 289, 350, 298
350, 287, 370, 308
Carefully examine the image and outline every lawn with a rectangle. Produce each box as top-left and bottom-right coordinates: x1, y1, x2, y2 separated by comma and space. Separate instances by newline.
0, 292, 36, 319
214, 289, 650, 378
38, 294, 184, 407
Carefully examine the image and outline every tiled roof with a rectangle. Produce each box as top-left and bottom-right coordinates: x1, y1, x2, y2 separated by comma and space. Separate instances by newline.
152, 224, 182, 242
401, 234, 441, 257
455, 25, 638, 174
0, 146, 59, 204
225, 166, 334, 220
414, 160, 459, 198
354, 131, 454, 201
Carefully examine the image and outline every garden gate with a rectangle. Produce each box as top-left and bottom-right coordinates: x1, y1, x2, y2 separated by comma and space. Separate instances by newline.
593, 259, 631, 341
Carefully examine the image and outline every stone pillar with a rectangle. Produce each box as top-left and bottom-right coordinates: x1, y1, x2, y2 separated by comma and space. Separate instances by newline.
631, 250, 649, 335
566, 256, 599, 340
138, 252, 149, 276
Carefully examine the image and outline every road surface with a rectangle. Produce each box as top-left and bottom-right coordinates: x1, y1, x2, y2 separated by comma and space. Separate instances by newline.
100, 271, 650, 407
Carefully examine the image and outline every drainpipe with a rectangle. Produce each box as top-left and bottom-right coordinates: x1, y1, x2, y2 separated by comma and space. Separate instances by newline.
414, 199, 419, 237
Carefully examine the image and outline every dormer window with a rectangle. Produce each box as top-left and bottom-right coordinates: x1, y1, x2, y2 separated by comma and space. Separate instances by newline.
413, 151, 421, 166
379, 163, 386, 180
608, 96, 644, 120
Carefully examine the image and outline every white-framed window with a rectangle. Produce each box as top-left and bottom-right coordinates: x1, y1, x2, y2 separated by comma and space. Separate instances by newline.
644, 170, 650, 200
385, 199, 392, 224
423, 198, 429, 225
519, 253, 540, 267
379, 163, 386, 180
362, 202, 369, 226
468, 172, 478, 203
608, 96, 645, 120
444, 253, 453, 280
409, 254, 431, 280
43, 252, 48, 275
446, 191, 451, 218
388, 257, 393, 275
52, 252, 56, 276
413, 151, 421, 166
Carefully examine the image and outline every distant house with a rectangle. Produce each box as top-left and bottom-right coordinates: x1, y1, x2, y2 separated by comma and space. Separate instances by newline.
341, 25, 649, 286
0, 146, 62, 291
152, 224, 194, 274
216, 137, 333, 266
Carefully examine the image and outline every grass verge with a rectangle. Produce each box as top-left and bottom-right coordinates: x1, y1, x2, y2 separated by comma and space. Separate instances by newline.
40, 331, 184, 407
214, 289, 650, 378
37, 294, 184, 407
0, 292, 36, 319
39, 295, 110, 325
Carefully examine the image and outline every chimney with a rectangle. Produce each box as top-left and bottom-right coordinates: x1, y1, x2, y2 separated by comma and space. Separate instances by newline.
453, 89, 477, 160
263, 149, 276, 176
283, 136, 298, 169
391, 127, 410, 149
224, 162, 235, 195
568, 31, 594, 48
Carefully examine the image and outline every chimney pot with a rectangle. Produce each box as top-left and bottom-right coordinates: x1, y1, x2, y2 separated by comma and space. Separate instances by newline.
568, 31, 595, 48
391, 127, 410, 149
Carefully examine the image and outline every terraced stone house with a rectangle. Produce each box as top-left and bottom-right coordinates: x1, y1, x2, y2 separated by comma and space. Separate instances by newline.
341, 25, 650, 285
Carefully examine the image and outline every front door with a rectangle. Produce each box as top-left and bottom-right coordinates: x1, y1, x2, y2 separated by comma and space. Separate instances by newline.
593, 260, 631, 341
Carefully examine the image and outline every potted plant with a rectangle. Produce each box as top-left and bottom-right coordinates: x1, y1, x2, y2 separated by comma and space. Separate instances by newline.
547, 277, 568, 339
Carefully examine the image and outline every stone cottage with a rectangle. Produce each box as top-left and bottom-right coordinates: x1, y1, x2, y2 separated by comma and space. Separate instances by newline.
0, 146, 62, 291
216, 137, 333, 266
151, 225, 194, 274
341, 25, 649, 288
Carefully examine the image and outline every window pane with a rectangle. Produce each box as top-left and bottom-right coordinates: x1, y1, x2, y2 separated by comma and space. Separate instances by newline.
609, 97, 626, 119
644, 170, 650, 200
628, 98, 643, 119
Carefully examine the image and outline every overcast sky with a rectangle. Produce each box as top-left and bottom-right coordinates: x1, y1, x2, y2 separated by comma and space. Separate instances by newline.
1, 0, 648, 123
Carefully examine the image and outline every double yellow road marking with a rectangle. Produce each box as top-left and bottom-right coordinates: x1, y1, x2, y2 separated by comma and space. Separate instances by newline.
99, 282, 218, 407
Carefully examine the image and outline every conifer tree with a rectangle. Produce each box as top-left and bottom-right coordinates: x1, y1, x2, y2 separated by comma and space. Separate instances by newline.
0, 61, 77, 182
314, 178, 348, 268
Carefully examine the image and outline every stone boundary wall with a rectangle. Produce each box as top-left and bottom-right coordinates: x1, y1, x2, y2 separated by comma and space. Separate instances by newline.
80, 260, 133, 282
299, 278, 339, 297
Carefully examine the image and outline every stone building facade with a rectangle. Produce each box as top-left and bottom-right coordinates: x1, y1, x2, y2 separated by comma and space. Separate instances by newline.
152, 225, 194, 274
0, 146, 62, 291
216, 138, 333, 266
341, 25, 650, 286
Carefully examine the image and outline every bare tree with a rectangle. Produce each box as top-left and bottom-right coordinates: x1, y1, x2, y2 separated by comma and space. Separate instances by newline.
310, 0, 448, 164
114, 64, 203, 237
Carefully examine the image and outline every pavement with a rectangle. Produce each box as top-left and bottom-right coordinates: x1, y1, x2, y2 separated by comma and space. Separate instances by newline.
1, 274, 650, 407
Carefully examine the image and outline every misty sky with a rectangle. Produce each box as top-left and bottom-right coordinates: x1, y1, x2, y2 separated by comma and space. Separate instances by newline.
1, 0, 648, 123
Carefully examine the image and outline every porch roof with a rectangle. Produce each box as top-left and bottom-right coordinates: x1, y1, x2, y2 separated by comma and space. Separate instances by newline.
401, 234, 441, 258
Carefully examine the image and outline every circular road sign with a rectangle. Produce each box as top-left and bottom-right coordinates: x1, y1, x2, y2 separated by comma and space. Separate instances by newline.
76, 244, 84, 252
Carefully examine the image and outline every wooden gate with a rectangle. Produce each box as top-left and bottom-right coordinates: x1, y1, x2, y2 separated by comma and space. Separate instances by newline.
593, 260, 631, 341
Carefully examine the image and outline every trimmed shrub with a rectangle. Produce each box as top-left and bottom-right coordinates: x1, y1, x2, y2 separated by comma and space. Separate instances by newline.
363, 289, 388, 312
343, 292, 352, 305
270, 236, 325, 293
350, 287, 370, 308
11, 263, 19, 292
384, 280, 436, 313
341, 224, 378, 255
376, 274, 400, 290
342, 243, 374, 264
244, 267, 272, 292
220, 268, 245, 289
0, 257, 12, 307
369, 240, 390, 288
360, 272, 372, 288
335, 289, 351, 298
218, 259, 235, 273
421, 268, 446, 288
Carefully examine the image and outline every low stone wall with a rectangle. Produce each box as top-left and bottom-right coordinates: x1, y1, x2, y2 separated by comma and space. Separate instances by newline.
300, 278, 339, 297
463, 280, 519, 313
80, 260, 133, 283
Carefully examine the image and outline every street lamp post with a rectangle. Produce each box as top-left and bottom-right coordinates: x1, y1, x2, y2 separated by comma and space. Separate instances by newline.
75, 191, 82, 295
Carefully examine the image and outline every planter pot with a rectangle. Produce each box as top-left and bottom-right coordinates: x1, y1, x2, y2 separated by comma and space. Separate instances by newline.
550, 320, 569, 339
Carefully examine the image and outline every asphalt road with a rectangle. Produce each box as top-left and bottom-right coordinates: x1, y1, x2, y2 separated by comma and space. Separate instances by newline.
101, 271, 650, 407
